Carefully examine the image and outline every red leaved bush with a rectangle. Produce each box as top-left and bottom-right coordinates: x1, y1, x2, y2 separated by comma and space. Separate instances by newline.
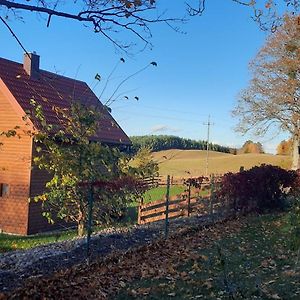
183, 176, 207, 188
216, 165, 298, 213
79, 176, 145, 190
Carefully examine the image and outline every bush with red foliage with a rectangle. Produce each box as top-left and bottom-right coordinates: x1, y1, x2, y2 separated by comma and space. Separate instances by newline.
183, 176, 207, 189
216, 165, 298, 213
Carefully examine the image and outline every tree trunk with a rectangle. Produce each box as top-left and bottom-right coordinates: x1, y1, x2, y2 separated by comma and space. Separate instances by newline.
78, 218, 85, 237
77, 204, 85, 237
292, 133, 299, 170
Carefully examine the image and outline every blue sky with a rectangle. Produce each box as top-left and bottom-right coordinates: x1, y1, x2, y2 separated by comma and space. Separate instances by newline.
0, 1, 291, 153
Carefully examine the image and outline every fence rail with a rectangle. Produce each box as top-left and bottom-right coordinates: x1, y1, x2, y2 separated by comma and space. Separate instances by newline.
138, 175, 226, 227
138, 193, 226, 225
158, 174, 223, 186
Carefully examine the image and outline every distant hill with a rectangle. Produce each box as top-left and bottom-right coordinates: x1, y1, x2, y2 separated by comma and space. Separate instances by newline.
152, 149, 291, 178
130, 135, 233, 154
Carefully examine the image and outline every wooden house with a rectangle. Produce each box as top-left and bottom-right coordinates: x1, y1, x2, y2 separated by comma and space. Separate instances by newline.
0, 53, 131, 235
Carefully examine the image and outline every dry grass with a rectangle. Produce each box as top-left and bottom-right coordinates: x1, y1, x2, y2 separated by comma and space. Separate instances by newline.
152, 149, 292, 178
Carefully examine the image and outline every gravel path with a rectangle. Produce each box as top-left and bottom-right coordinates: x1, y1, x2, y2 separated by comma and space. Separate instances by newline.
0, 213, 226, 293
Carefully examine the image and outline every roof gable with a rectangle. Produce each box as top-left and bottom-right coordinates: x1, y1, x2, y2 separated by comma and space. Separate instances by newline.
0, 57, 130, 145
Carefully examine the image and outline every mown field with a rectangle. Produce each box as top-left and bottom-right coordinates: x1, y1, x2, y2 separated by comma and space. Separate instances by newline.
152, 149, 292, 178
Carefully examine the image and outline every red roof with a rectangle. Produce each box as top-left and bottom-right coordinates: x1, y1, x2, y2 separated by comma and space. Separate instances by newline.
0, 57, 131, 145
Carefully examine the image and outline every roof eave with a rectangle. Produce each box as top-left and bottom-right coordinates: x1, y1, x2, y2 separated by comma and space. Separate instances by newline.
0, 78, 35, 131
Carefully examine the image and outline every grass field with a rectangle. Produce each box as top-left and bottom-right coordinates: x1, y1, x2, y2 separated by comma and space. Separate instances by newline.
152, 149, 292, 178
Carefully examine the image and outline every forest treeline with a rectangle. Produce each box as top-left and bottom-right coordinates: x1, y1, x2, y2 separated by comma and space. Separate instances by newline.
130, 135, 232, 154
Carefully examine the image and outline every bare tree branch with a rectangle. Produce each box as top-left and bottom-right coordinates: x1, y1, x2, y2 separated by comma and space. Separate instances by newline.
2, 0, 300, 52
0, 0, 94, 23
0, 15, 29, 56
0, 0, 184, 52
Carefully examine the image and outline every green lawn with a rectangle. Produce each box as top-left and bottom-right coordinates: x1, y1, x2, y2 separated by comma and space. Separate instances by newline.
0, 229, 77, 253
142, 185, 185, 204
116, 213, 300, 299
0, 221, 131, 253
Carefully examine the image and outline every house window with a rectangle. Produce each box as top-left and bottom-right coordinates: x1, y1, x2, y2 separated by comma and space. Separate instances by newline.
0, 184, 9, 197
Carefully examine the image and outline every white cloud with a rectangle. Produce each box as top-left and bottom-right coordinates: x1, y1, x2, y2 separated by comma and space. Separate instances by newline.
151, 125, 168, 132
150, 124, 181, 133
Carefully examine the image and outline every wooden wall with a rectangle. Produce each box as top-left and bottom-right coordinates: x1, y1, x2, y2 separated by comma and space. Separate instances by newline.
0, 89, 32, 235
28, 150, 63, 235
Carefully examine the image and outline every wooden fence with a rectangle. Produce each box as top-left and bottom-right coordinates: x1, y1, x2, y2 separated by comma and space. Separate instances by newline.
158, 174, 223, 186
138, 175, 225, 225
142, 176, 160, 189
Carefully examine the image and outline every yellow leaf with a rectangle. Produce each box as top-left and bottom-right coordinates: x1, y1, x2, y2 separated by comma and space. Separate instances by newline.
270, 294, 281, 299
192, 262, 201, 271
119, 281, 126, 288
266, 280, 276, 285
200, 255, 209, 261
168, 292, 176, 297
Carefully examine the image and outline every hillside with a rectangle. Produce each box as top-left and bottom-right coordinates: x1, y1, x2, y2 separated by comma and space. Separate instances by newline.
152, 149, 291, 178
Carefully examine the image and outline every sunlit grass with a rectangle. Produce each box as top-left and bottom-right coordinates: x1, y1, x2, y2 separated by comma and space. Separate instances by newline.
0, 229, 77, 253
142, 185, 185, 204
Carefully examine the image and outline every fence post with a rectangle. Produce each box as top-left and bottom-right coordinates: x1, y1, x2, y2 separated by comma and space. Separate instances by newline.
210, 174, 215, 223
86, 184, 94, 262
137, 196, 144, 225
165, 175, 170, 239
187, 182, 191, 217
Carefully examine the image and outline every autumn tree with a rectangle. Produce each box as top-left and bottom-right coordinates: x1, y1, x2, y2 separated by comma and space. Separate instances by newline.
238, 140, 264, 154
233, 15, 300, 169
277, 139, 293, 155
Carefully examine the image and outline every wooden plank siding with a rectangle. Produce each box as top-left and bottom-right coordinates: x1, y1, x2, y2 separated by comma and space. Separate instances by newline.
28, 145, 66, 234
28, 154, 52, 235
0, 89, 32, 235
